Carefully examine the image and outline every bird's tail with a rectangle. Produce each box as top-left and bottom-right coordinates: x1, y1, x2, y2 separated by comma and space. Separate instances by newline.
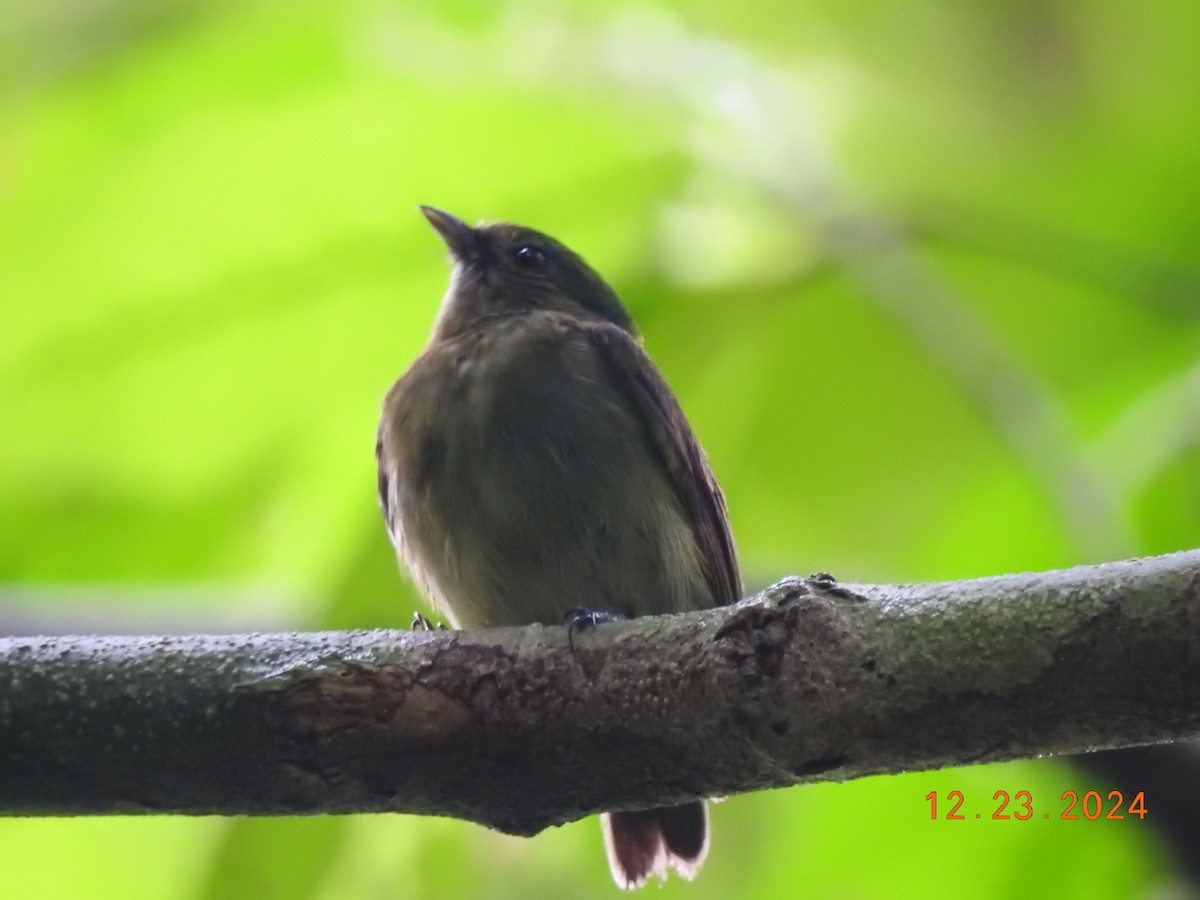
600, 801, 708, 890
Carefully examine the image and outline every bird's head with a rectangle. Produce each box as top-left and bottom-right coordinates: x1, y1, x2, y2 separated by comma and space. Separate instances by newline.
420, 206, 636, 339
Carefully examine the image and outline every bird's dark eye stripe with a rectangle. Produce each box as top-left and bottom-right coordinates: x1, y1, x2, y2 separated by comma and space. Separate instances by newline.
511, 245, 547, 268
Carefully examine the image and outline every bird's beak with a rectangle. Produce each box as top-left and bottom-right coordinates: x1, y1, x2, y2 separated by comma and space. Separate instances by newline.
420, 206, 479, 262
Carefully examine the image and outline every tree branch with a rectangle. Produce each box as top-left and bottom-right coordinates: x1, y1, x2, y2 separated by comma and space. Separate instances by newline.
2, 550, 1198, 834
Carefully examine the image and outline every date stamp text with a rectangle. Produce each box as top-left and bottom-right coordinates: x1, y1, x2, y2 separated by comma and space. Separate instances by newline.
925, 790, 1147, 821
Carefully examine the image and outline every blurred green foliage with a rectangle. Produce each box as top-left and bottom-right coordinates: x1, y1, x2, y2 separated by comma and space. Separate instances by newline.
1, 0, 1197, 897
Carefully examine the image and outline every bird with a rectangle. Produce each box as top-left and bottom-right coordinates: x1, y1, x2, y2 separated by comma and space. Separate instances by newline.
376, 206, 741, 889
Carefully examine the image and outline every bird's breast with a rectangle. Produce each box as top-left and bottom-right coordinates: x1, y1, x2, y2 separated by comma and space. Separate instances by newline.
382, 314, 706, 628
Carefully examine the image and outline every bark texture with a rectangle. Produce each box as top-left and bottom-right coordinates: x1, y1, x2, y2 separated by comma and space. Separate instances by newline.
1, 550, 1198, 834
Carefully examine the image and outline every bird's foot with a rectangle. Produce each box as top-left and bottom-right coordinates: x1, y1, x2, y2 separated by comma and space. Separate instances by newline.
410, 611, 446, 631
806, 572, 865, 603
563, 607, 626, 652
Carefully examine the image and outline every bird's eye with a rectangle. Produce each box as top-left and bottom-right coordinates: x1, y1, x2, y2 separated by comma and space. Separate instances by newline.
511, 245, 547, 270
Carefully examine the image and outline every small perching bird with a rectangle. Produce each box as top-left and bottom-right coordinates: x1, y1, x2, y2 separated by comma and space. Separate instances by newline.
376, 207, 741, 889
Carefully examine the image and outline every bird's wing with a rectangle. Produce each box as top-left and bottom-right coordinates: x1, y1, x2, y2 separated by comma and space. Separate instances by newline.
579, 320, 742, 606
375, 435, 395, 540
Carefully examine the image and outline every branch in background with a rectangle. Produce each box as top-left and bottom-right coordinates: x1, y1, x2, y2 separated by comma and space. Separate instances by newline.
1, 550, 1198, 833
1087, 354, 1200, 497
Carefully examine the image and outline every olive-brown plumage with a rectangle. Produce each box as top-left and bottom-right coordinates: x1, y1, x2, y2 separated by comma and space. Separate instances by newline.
377, 207, 741, 889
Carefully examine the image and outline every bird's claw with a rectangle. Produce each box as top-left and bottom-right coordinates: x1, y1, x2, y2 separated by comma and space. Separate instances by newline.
563, 607, 626, 652
410, 611, 445, 631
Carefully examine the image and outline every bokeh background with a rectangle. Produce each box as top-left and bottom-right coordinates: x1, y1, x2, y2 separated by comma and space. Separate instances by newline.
3, 0, 1199, 897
